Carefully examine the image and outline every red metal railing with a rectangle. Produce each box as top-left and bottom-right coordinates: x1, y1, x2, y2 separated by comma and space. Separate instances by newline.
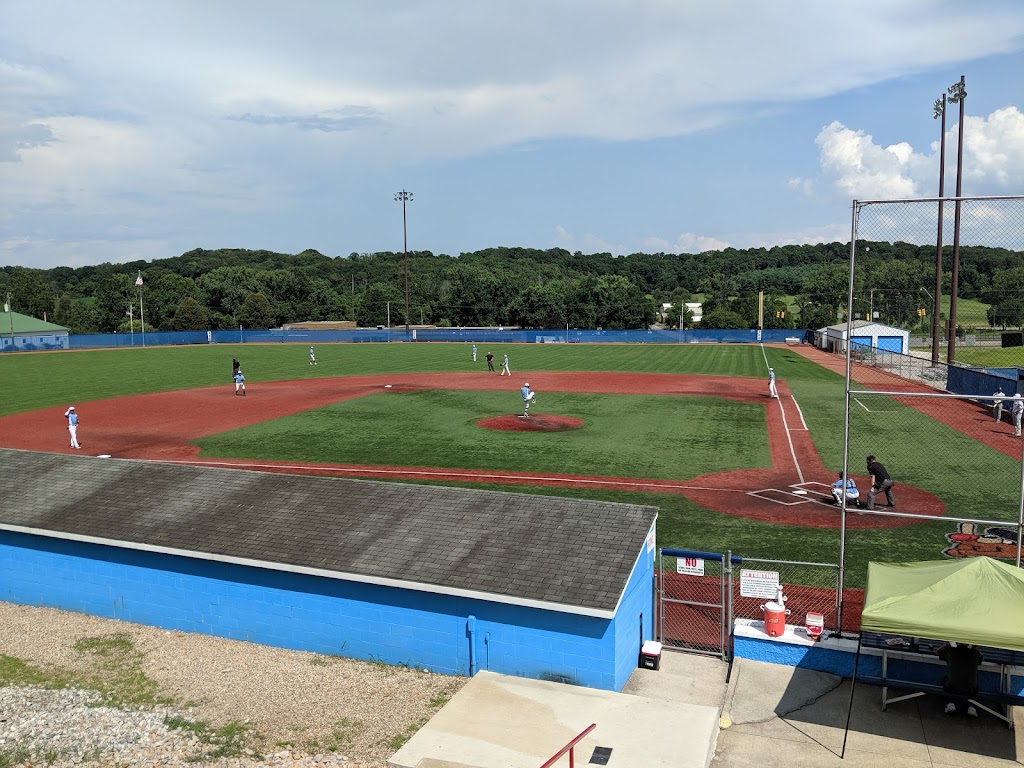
539, 722, 596, 768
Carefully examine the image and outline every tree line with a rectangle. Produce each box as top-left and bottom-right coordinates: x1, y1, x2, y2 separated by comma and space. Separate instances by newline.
1, 242, 1022, 334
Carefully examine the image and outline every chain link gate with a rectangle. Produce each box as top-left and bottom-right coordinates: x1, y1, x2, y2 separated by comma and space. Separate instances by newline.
657, 548, 735, 659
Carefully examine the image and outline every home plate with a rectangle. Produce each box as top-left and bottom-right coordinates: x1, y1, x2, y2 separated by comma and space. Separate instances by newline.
792, 489, 808, 495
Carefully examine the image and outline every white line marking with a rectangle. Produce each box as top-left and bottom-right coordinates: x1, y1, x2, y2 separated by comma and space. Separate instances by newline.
775, 396, 805, 484
791, 394, 809, 430
854, 398, 871, 412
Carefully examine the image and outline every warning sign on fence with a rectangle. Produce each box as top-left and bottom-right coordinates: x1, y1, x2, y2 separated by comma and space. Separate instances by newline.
676, 557, 705, 576
740, 569, 779, 598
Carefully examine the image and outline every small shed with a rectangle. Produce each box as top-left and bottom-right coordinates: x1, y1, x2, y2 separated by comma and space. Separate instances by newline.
0, 449, 658, 691
0, 311, 69, 352
817, 320, 909, 355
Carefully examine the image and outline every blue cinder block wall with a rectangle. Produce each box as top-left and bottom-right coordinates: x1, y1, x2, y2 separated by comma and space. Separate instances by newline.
0, 530, 652, 691
612, 544, 656, 689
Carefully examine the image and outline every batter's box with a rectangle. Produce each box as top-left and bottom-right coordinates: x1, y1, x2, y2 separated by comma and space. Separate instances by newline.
791, 481, 831, 494
747, 488, 814, 506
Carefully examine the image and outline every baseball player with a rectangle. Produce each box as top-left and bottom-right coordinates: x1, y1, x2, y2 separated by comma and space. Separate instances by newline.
1013, 393, 1024, 436
234, 370, 247, 396
499, 353, 511, 376
309, 346, 317, 365
232, 358, 241, 379
993, 386, 1005, 423
64, 406, 80, 449
520, 382, 536, 417
472, 344, 477, 363
768, 368, 778, 398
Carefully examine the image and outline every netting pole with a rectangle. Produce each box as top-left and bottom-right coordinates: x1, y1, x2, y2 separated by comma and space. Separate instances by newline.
838, 203, 859, 631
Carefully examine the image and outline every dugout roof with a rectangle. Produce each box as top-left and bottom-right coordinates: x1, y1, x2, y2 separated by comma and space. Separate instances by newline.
0, 448, 657, 618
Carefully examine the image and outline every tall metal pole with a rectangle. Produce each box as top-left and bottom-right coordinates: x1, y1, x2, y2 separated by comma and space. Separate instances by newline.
135, 271, 146, 348
946, 76, 966, 365
394, 190, 413, 337
931, 95, 947, 365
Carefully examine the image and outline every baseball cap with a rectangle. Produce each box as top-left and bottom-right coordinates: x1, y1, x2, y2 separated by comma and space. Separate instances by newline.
524, 382, 530, 387
68, 406, 75, 411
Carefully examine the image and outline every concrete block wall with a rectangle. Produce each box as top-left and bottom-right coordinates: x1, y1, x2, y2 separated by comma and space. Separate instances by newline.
611, 542, 656, 690
0, 530, 641, 690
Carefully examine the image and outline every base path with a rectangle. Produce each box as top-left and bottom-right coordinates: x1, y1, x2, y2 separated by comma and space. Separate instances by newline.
0, 371, 945, 530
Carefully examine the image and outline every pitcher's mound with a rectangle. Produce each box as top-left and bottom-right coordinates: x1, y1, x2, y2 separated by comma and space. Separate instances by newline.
477, 414, 584, 432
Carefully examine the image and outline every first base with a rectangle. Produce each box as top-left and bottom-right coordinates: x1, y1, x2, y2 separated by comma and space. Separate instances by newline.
384, 385, 393, 388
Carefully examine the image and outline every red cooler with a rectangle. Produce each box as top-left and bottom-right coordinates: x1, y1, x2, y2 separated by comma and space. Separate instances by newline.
761, 601, 789, 637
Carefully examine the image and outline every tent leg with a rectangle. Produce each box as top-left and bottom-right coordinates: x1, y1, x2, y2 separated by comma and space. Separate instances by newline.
840, 635, 864, 760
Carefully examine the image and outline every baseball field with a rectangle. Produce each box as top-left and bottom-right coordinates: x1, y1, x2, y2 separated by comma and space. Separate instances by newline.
2, 341, 1021, 589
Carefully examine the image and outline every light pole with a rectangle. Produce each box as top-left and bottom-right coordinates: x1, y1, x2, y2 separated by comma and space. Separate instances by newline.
394, 190, 413, 337
135, 271, 146, 347
931, 94, 947, 365
946, 76, 966, 365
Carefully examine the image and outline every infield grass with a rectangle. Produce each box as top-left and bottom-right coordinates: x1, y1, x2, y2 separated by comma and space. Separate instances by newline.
193, 391, 771, 481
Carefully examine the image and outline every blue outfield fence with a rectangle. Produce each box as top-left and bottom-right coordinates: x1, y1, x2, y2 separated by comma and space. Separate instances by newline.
62, 327, 805, 350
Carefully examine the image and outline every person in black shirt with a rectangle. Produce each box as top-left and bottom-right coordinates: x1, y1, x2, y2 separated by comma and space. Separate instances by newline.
938, 641, 982, 716
865, 455, 895, 510
232, 358, 241, 379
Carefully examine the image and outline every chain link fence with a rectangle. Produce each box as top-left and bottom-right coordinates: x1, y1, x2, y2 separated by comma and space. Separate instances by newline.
839, 197, 1024, 623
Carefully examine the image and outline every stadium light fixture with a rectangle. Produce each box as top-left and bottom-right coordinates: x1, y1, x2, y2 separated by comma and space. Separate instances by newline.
394, 190, 413, 336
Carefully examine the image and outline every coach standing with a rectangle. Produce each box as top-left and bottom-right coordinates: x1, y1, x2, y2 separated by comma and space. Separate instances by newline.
64, 406, 81, 449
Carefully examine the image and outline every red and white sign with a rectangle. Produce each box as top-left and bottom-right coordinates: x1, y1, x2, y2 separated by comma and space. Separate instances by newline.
676, 557, 705, 576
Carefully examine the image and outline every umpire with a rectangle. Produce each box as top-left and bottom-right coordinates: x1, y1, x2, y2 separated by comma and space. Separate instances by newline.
865, 454, 896, 510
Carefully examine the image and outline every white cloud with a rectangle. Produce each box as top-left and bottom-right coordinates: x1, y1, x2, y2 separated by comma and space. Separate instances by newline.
1, 2, 1023, 267
815, 107, 1024, 201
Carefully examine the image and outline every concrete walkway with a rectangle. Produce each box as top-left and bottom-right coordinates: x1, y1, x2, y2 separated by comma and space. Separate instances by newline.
390, 650, 1023, 768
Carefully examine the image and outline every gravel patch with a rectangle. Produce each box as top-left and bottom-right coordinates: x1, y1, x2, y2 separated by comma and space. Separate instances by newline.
0, 602, 465, 766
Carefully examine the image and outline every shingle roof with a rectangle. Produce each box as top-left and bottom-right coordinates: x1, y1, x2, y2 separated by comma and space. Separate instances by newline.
2, 311, 69, 333
0, 449, 657, 617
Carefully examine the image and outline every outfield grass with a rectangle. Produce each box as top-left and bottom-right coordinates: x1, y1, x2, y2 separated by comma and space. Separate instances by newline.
950, 346, 1024, 368
194, 391, 771, 481
0, 342, 828, 417
0, 342, 1006, 575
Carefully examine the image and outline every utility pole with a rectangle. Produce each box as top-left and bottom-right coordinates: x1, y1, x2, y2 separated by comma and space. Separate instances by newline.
931, 93, 947, 364
946, 75, 966, 365
394, 190, 413, 338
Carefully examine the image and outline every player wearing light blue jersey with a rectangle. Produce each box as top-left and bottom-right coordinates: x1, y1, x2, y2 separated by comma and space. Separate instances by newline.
520, 382, 535, 417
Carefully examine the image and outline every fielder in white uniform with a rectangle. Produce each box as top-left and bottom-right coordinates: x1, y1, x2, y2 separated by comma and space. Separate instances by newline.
768, 368, 778, 398
309, 346, 317, 365
520, 382, 536, 417
499, 354, 511, 376
64, 406, 80, 449
472, 344, 477, 362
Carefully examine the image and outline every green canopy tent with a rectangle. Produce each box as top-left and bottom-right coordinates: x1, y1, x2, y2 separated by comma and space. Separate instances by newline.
861, 558, 1024, 651
841, 558, 1024, 758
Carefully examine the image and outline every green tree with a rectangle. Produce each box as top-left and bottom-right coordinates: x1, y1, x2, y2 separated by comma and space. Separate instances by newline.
8, 268, 54, 320
93, 274, 136, 332
355, 282, 404, 327
699, 307, 748, 329
170, 297, 211, 330
237, 292, 277, 329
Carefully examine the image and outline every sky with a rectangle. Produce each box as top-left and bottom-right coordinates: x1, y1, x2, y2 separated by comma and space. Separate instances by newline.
1, 1, 1023, 270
